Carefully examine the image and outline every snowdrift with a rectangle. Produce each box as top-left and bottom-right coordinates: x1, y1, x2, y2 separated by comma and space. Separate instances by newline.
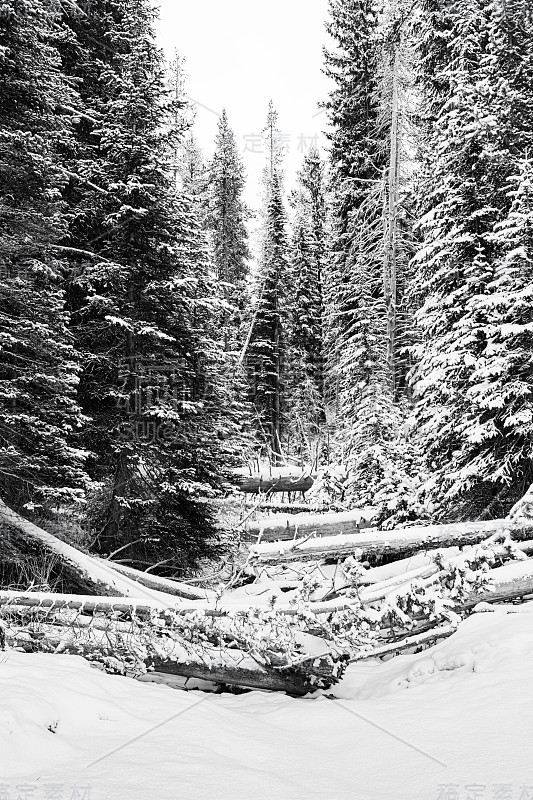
2, 609, 533, 800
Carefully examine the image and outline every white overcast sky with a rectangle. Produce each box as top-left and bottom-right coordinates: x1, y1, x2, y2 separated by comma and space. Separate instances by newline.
154, 0, 333, 213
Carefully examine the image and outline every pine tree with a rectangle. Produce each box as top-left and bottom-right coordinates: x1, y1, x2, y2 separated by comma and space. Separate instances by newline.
260, 100, 285, 198
285, 149, 327, 465
410, 0, 533, 518
248, 169, 290, 462
208, 109, 250, 351
0, 0, 88, 514
59, 0, 231, 572
205, 109, 255, 457
178, 134, 210, 221
322, 0, 384, 404
322, 0, 401, 501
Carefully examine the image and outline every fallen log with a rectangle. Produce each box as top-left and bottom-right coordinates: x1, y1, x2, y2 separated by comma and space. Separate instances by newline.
248, 518, 532, 565
8, 626, 319, 696
146, 657, 318, 696
232, 473, 315, 494
103, 561, 216, 601
460, 560, 533, 609
0, 500, 178, 603
252, 503, 336, 514
246, 508, 376, 542
0, 590, 172, 619
351, 625, 457, 662
356, 548, 461, 586
3, 605, 335, 695
360, 540, 533, 606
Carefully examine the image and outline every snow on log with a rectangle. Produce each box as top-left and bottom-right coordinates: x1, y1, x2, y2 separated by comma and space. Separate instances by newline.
351, 625, 457, 662
253, 503, 336, 514
104, 561, 216, 601
248, 518, 532, 564
246, 508, 376, 542
461, 560, 533, 608
146, 657, 318, 696
357, 548, 461, 586
7, 621, 319, 695
0, 500, 185, 604
231, 472, 315, 494
0, 589, 172, 619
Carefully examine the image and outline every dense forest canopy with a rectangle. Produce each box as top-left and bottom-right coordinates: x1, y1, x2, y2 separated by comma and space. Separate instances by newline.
1, 0, 533, 575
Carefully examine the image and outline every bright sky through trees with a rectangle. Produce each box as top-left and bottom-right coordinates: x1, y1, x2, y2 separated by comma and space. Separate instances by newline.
154, 0, 333, 212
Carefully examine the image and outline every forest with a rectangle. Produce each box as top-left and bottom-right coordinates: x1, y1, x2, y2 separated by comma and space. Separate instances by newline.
3, 0, 533, 570
2, 1, 533, 796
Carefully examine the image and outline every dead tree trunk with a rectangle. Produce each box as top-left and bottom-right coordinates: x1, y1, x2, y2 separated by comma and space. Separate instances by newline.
146, 658, 316, 696
248, 518, 530, 564
0, 500, 178, 602
247, 508, 375, 541
105, 561, 215, 601
232, 474, 315, 495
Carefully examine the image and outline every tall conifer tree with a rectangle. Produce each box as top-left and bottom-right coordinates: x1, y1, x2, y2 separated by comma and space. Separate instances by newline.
411, 0, 533, 518
285, 149, 327, 464
0, 0, 88, 513
59, 0, 230, 571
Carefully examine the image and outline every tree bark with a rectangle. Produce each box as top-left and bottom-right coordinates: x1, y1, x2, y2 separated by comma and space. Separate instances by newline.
231, 473, 315, 494
104, 561, 215, 601
0, 500, 178, 602
247, 508, 375, 541
146, 658, 316, 696
249, 518, 529, 564
0, 590, 166, 619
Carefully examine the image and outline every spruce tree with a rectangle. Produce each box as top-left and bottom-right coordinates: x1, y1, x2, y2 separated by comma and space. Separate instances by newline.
285, 149, 327, 465
0, 0, 88, 514
59, 0, 230, 572
178, 134, 210, 222
410, 0, 533, 518
248, 169, 290, 462
208, 109, 250, 351
322, 0, 401, 502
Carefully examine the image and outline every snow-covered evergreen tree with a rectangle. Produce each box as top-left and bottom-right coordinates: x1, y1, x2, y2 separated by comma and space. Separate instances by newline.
285, 149, 327, 465
59, 0, 234, 571
322, 0, 404, 502
0, 0, 88, 513
205, 110, 255, 457
207, 109, 250, 350
410, 0, 533, 518
248, 167, 290, 462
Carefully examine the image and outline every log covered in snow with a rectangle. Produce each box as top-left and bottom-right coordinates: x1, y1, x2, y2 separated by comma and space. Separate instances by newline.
1, 593, 339, 695
351, 625, 457, 662
252, 503, 337, 514
146, 657, 319, 696
104, 561, 216, 601
9, 626, 320, 696
246, 508, 376, 542
248, 518, 531, 564
460, 560, 533, 609
0, 589, 172, 619
231, 473, 315, 494
0, 500, 188, 605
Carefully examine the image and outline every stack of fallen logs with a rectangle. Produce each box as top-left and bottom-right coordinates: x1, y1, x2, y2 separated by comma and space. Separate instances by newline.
242, 511, 533, 658
2, 498, 533, 695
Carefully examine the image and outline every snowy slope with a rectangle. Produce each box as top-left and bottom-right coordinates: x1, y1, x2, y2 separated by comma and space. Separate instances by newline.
1, 608, 532, 800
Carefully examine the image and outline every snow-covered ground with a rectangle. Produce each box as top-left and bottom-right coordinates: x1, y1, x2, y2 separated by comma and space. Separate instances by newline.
2, 608, 532, 800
